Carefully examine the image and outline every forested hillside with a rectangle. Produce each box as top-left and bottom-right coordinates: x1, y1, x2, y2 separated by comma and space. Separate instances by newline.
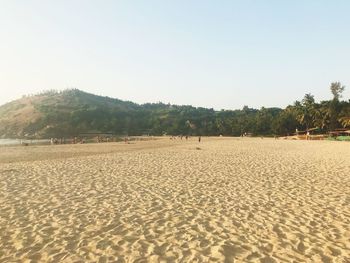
0, 83, 349, 139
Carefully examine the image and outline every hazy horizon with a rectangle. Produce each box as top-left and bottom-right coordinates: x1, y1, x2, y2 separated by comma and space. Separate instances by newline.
1, 1, 350, 109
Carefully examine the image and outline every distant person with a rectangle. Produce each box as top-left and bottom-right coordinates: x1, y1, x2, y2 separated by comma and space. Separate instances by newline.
198, 136, 201, 143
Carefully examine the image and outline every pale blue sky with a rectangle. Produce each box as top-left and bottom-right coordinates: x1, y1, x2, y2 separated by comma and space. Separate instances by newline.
1, 1, 349, 109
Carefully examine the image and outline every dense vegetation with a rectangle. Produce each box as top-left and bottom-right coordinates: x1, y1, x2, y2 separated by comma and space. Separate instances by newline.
0, 82, 349, 138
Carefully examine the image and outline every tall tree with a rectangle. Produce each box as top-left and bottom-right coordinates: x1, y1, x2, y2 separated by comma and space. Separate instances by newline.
329, 82, 346, 130
330, 82, 345, 100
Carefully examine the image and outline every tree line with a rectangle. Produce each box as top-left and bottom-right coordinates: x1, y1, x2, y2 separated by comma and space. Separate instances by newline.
20, 83, 350, 138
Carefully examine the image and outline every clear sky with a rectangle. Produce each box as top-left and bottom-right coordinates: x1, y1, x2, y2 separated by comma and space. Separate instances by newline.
1, 0, 350, 110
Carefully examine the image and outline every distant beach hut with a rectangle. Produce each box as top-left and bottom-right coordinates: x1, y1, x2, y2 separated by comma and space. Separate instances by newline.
329, 128, 350, 136
328, 129, 350, 141
329, 128, 350, 137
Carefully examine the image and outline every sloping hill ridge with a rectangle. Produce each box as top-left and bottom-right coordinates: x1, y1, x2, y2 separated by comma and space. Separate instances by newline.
0, 89, 145, 138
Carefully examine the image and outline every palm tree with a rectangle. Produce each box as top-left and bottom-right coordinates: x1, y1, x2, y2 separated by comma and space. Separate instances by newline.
338, 105, 350, 128
294, 94, 318, 130
314, 101, 331, 130
339, 117, 350, 128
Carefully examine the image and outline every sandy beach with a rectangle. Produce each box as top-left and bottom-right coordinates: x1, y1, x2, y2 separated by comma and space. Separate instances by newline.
0, 137, 349, 262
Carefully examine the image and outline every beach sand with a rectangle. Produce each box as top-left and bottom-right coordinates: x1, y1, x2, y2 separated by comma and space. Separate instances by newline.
0, 137, 349, 262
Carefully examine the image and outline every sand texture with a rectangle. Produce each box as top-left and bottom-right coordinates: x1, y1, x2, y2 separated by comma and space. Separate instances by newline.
0, 138, 349, 262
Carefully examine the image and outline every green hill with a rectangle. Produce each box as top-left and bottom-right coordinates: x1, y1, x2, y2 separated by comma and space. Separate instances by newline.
0, 89, 141, 138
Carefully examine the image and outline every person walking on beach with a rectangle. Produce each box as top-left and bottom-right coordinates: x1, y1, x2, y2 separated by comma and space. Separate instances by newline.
198, 136, 201, 143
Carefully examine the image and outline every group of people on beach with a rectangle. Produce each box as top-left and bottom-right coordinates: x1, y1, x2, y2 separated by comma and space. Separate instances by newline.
170, 135, 202, 142
50, 138, 67, 145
